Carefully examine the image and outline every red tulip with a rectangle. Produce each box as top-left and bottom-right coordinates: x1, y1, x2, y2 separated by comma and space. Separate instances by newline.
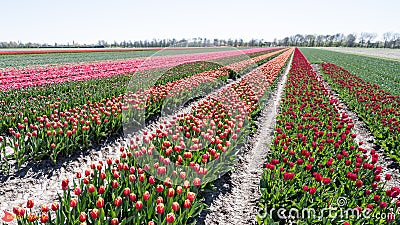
186, 191, 196, 201
374, 194, 380, 202
99, 186, 105, 194
172, 202, 180, 211
26, 199, 34, 208
166, 213, 175, 223
96, 197, 104, 208
148, 176, 155, 184
129, 175, 136, 183
193, 178, 201, 186
283, 172, 295, 180
79, 212, 87, 222
40, 213, 49, 223
61, 178, 69, 190
51, 202, 59, 211
123, 187, 131, 196
74, 187, 82, 195
114, 196, 122, 207
156, 196, 164, 204
167, 188, 175, 198
111, 180, 119, 188
356, 180, 363, 188
139, 174, 146, 182
176, 186, 183, 194
183, 180, 190, 189
156, 203, 165, 214
135, 201, 143, 210
322, 178, 331, 185
15, 207, 25, 217
110, 218, 119, 225
156, 184, 164, 193
90, 209, 99, 219
70, 198, 78, 208
100, 172, 106, 180
143, 191, 150, 201
41, 204, 49, 213
184, 199, 191, 208
27, 213, 37, 222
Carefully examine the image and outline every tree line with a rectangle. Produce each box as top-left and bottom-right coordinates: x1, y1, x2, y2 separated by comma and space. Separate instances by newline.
277, 32, 399, 48
1, 32, 399, 48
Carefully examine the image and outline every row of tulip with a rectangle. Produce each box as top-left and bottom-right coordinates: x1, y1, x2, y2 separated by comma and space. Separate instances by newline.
0, 48, 165, 55
9, 49, 294, 224
0, 49, 284, 171
0, 48, 277, 90
258, 48, 400, 224
320, 63, 399, 162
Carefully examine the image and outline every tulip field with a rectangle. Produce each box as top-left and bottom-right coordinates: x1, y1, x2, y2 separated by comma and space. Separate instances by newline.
0, 47, 283, 169
259, 49, 400, 225
1, 47, 400, 225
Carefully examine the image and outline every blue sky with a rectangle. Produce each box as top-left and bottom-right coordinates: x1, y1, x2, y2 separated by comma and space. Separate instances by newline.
1, 0, 399, 44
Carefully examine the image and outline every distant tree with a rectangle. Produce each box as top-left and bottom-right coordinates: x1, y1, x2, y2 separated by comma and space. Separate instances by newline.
391, 33, 400, 48
238, 39, 243, 47
346, 34, 357, 47
213, 38, 219, 46
315, 35, 324, 47
227, 39, 233, 47
272, 38, 277, 46
326, 35, 335, 47
383, 32, 392, 48
97, 40, 107, 47
304, 34, 315, 47
364, 33, 377, 47
359, 32, 366, 47
333, 33, 345, 47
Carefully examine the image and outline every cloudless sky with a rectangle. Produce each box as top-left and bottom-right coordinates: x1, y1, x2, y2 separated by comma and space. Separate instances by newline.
1, 0, 399, 44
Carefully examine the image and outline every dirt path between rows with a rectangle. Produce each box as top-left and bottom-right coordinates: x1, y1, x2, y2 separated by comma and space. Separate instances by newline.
196, 54, 293, 225
312, 64, 400, 190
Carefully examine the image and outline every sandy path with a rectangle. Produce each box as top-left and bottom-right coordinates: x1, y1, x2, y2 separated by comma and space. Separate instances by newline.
197, 54, 293, 225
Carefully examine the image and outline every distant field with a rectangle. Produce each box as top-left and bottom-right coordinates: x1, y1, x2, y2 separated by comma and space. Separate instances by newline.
300, 47, 400, 95
0, 47, 243, 68
0, 47, 162, 54
317, 47, 400, 60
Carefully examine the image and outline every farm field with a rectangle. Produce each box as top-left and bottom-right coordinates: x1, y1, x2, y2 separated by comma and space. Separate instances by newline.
1, 46, 400, 225
319, 47, 400, 60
